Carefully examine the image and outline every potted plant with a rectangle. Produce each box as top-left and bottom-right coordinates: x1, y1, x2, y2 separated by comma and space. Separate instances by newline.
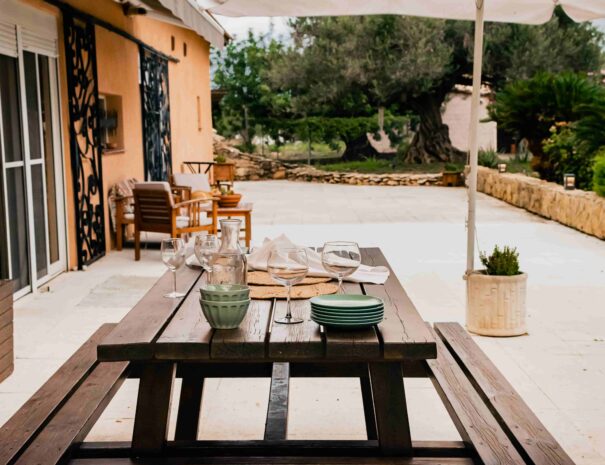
213, 153, 235, 183
466, 246, 527, 336
218, 185, 242, 208
442, 163, 464, 187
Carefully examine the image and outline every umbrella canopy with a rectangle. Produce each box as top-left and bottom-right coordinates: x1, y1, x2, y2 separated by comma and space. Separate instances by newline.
198, 0, 605, 24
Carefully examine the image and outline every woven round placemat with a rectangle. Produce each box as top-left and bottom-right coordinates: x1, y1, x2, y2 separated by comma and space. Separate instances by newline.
250, 282, 338, 300
248, 271, 331, 286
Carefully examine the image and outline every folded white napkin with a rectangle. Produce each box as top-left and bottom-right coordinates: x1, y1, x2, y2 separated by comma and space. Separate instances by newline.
247, 234, 390, 284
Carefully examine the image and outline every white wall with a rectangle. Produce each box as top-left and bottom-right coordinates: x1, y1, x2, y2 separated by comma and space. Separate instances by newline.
442, 90, 497, 152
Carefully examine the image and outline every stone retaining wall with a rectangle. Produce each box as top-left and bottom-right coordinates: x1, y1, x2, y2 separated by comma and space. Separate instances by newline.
477, 167, 605, 240
214, 136, 442, 186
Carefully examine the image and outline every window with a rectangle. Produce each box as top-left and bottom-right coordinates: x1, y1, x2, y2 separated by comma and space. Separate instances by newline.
99, 94, 124, 153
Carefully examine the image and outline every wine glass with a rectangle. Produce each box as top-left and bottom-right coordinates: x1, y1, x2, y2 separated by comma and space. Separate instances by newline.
161, 238, 186, 298
268, 248, 309, 324
321, 241, 361, 293
194, 234, 220, 272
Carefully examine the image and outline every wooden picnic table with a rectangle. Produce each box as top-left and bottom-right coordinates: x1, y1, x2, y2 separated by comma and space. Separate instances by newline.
97, 247, 436, 458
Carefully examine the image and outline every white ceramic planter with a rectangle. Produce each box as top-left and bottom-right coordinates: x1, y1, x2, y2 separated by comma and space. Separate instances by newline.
466, 272, 527, 337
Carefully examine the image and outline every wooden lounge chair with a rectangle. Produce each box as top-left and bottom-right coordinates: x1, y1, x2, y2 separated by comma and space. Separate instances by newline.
132, 181, 218, 260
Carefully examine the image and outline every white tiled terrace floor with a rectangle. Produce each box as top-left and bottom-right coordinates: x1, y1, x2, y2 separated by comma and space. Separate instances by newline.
1, 181, 604, 464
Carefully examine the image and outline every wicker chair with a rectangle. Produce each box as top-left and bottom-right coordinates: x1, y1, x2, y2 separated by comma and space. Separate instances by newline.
132, 182, 218, 261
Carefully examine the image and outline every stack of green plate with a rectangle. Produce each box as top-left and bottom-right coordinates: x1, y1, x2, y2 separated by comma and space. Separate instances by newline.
310, 294, 384, 329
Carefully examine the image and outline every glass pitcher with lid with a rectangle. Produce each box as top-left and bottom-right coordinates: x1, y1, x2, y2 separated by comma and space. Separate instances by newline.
209, 219, 248, 285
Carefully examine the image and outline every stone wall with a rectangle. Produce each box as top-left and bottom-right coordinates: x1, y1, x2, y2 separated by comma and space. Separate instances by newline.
477, 167, 605, 240
214, 135, 442, 187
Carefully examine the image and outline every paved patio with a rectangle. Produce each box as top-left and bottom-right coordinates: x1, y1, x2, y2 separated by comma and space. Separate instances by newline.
1, 181, 604, 464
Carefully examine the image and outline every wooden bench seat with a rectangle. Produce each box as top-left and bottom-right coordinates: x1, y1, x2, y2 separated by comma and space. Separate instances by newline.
433, 322, 575, 465
428, 322, 575, 465
0, 324, 129, 465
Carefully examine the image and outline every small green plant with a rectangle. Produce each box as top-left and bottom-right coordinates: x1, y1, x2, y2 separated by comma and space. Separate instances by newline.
444, 163, 462, 172
593, 152, 605, 197
478, 148, 499, 168
214, 153, 227, 163
479, 245, 521, 276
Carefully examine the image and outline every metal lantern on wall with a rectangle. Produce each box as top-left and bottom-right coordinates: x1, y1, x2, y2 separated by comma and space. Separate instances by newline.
564, 173, 576, 190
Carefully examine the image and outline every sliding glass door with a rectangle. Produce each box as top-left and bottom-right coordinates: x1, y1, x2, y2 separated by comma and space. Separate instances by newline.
0, 44, 66, 296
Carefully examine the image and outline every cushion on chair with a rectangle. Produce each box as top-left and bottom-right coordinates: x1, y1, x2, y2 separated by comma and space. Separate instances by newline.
176, 214, 214, 229
134, 181, 172, 191
172, 173, 211, 193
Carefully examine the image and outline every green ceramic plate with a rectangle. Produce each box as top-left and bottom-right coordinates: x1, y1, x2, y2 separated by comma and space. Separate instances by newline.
311, 312, 384, 322
311, 303, 383, 313
311, 308, 384, 319
310, 294, 384, 309
311, 316, 382, 328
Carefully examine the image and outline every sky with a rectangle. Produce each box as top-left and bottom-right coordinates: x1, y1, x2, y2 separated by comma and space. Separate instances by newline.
215, 15, 605, 41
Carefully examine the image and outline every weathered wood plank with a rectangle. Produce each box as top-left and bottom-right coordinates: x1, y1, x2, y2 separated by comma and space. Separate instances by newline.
362, 249, 436, 360
435, 322, 575, 465
156, 274, 213, 360
98, 268, 202, 361
210, 300, 272, 360
175, 370, 204, 441
368, 363, 412, 456
0, 307, 12, 329
74, 439, 469, 459
268, 300, 323, 360
264, 363, 290, 440
0, 292, 12, 314
360, 372, 378, 441
0, 280, 13, 302
425, 325, 525, 465
70, 457, 474, 465
324, 282, 381, 360
14, 360, 129, 465
0, 324, 116, 465
0, 322, 12, 344
132, 363, 176, 455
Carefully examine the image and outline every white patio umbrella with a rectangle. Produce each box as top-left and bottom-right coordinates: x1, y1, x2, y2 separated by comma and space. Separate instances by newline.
198, 0, 605, 274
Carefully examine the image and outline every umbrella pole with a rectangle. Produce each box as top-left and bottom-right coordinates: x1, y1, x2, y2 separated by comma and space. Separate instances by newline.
466, 0, 485, 276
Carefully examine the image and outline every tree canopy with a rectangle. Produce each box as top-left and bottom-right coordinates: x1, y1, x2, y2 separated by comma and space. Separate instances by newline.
212, 9, 604, 162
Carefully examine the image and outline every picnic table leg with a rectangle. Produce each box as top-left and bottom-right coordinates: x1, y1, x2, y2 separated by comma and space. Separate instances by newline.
360, 373, 378, 440
132, 362, 175, 455
175, 371, 204, 440
368, 362, 412, 456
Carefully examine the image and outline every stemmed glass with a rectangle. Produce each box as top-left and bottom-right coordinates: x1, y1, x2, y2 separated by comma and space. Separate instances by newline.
268, 248, 309, 324
194, 234, 220, 272
161, 238, 186, 298
321, 241, 361, 293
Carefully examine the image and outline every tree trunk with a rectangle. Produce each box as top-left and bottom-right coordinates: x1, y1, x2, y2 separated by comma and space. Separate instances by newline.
341, 134, 379, 161
404, 94, 465, 164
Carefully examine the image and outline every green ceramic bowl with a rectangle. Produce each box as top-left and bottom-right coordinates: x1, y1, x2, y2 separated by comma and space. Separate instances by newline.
200, 284, 250, 302
199, 298, 250, 329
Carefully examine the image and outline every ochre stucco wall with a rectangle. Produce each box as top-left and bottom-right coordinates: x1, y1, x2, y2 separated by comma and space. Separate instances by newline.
20, 0, 215, 270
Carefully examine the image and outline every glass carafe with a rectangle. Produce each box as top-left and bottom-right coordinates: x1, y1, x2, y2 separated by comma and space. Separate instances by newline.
209, 219, 248, 285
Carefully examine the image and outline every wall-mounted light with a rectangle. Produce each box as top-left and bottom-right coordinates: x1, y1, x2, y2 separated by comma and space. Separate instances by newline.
564, 173, 576, 190
497, 163, 507, 173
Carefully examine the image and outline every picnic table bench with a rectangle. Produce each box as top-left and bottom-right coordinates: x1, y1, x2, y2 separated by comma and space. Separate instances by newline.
0, 248, 575, 465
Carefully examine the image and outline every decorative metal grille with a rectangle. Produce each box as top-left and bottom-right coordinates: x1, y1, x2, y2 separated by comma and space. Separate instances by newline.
63, 13, 105, 269
139, 46, 172, 181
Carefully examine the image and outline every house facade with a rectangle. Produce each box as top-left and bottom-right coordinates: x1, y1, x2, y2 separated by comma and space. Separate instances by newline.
0, 0, 225, 297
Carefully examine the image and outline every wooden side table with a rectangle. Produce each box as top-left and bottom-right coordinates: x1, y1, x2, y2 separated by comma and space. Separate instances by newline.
204, 202, 253, 247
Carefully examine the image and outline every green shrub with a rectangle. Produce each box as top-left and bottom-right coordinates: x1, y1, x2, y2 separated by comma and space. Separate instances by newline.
479, 245, 521, 276
214, 153, 227, 163
542, 123, 595, 189
593, 153, 605, 197
478, 148, 499, 168
488, 73, 604, 180
444, 163, 462, 172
